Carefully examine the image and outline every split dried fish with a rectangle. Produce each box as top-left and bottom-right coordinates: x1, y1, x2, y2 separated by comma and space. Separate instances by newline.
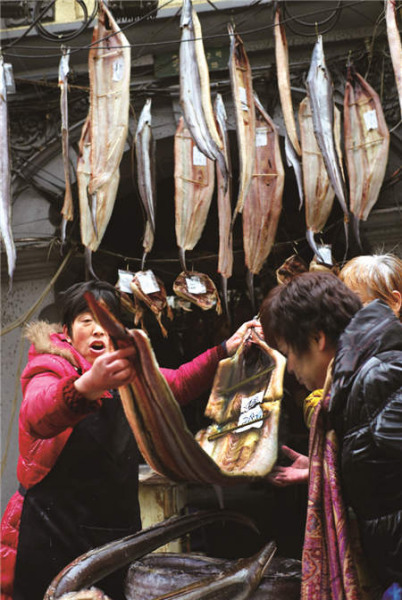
306, 36, 349, 245
179, 0, 227, 187
228, 24, 256, 219
0, 55, 16, 285
130, 270, 172, 337
344, 66, 390, 246
135, 99, 156, 268
242, 94, 284, 310
59, 49, 73, 248
173, 270, 222, 314
214, 94, 233, 315
274, 8, 301, 156
174, 117, 215, 271
299, 96, 342, 258
385, 0, 402, 118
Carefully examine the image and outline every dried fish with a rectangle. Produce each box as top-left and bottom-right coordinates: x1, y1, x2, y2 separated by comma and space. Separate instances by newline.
130, 270, 172, 337
299, 96, 342, 258
45, 511, 255, 600
59, 48, 73, 248
385, 0, 402, 118
180, 0, 227, 187
77, 1, 130, 271
0, 55, 16, 285
242, 94, 284, 309
344, 66, 390, 246
174, 117, 215, 271
173, 270, 222, 314
135, 99, 156, 268
284, 132, 303, 210
306, 36, 349, 244
214, 94, 233, 315
274, 8, 301, 156
197, 328, 285, 477
228, 24, 256, 219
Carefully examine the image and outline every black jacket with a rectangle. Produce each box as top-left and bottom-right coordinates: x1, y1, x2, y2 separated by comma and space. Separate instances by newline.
329, 300, 402, 587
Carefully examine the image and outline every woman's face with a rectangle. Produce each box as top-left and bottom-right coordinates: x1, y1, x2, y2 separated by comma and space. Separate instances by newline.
63, 312, 112, 364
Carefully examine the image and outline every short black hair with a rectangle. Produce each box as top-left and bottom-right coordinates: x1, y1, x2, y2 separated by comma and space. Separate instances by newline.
260, 272, 362, 355
59, 280, 122, 335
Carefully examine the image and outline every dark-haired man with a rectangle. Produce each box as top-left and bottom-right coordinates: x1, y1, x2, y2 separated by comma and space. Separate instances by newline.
260, 272, 402, 596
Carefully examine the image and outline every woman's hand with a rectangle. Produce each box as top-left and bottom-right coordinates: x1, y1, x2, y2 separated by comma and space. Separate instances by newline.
266, 445, 309, 487
74, 346, 137, 400
225, 319, 263, 356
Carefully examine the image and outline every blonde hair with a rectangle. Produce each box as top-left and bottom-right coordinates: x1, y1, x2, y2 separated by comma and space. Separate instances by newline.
339, 254, 402, 317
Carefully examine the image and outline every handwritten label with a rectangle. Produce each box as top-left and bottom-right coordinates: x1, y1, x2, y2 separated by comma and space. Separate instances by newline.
240, 390, 264, 413
136, 270, 160, 294
117, 269, 135, 293
239, 86, 249, 111
236, 405, 264, 433
256, 127, 268, 147
186, 276, 207, 295
363, 110, 378, 131
193, 146, 207, 166
113, 58, 125, 82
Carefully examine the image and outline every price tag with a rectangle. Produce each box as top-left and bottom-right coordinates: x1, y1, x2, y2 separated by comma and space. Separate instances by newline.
113, 58, 125, 82
236, 405, 264, 433
4, 63, 16, 94
117, 269, 135, 293
186, 276, 207, 295
316, 245, 333, 265
136, 270, 160, 294
239, 87, 249, 111
256, 127, 268, 147
193, 146, 207, 166
240, 390, 264, 413
363, 110, 378, 131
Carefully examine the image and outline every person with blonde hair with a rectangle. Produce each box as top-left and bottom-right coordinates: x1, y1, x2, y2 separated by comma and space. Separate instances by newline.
339, 253, 402, 320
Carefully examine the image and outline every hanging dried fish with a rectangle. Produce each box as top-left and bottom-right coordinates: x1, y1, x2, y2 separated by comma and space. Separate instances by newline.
179, 0, 228, 187
173, 270, 222, 314
299, 96, 342, 258
0, 55, 16, 286
344, 66, 390, 247
197, 328, 285, 477
135, 98, 156, 269
214, 93, 233, 316
77, 1, 130, 271
274, 8, 301, 156
228, 24, 256, 219
174, 117, 215, 271
385, 0, 402, 118
284, 132, 303, 210
242, 94, 284, 310
130, 270, 172, 337
306, 36, 349, 246
59, 48, 73, 248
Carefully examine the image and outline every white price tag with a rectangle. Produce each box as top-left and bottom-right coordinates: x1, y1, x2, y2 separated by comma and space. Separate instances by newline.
117, 269, 135, 293
316, 245, 333, 265
363, 110, 378, 131
186, 276, 207, 295
256, 127, 268, 147
136, 270, 160, 295
239, 87, 249, 111
236, 405, 264, 433
113, 58, 125, 82
193, 146, 207, 166
241, 391, 264, 413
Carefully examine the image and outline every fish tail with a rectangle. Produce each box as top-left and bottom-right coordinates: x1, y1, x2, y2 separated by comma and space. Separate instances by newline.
220, 275, 230, 319
306, 228, 326, 264
85, 247, 99, 280
352, 213, 362, 251
141, 250, 147, 271
179, 247, 187, 272
246, 269, 256, 313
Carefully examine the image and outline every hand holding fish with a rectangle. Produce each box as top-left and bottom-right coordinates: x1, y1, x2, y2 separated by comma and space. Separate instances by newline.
74, 346, 137, 400
225, 319, 263, 356
266, 445, 309, 487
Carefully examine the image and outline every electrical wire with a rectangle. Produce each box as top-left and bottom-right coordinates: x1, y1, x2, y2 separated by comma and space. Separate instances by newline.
34, 0, 98, 42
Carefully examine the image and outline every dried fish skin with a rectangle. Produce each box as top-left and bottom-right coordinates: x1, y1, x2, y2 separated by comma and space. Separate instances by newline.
344, 68, 390, 225
274, 8, 301, 156
197, 329, 286, 477
173, 271, 222, 314
228, 24, 256, 217
135, 98, 156, 258
306, 36, 348, 222
174, 118, 215, 254
242, 95, 284, 276
0, 55, 17, 284
385, 0, 402, 119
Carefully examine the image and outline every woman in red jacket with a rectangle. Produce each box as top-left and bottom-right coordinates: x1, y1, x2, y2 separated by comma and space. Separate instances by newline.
1, 280, 258, 600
